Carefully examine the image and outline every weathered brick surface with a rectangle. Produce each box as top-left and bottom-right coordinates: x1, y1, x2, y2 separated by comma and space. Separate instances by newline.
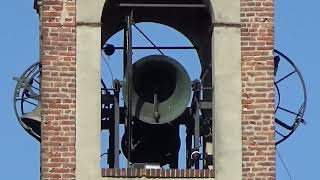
241, 0, 276, 179
40, 0, 76, 179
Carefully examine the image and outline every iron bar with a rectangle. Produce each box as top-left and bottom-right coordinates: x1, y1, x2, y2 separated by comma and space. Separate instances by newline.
194, 95, 200, 169
133, 24, 165, 55
108, 123, 115, 167
31, 85, 40, 91
202, 137, 206, 168
275, 130, 285, 137
119, 3, 207, 8
275, 70, 296, 84
186, 131, 192, 168
123, 21, 128, 77
114, 46, 196, 50
192, 81, 201, 169
17, 96, 39, 101
275, 118, 293, 130
274, 55, 280, 76
34, 79, 40, 85
125, 14, 133, 168
275, 83, 281, 113
113, 90, 120, 168
24, 100, 37, 106
278, 106, 300, 116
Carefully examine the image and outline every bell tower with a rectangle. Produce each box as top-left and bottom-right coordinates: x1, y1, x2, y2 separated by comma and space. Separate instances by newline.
32, 0, 275, 179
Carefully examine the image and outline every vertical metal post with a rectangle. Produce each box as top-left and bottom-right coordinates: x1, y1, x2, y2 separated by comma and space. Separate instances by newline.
124, 14, 133, 168
114, 89, 120, 168
194, 95, 200, 169
202, 137, 207, 168
193, 80, 201, 169
123, 25, 128, 75
186, 130, 192, 168
108, 111, 115, 167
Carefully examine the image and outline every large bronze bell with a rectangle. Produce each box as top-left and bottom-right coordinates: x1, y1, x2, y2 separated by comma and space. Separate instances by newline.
123, 55, 191, 124
21, 105, 41, 141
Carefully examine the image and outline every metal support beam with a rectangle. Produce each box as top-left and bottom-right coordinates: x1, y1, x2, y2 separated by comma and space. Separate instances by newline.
186, 131, 192, 168
119, 3, 207, 8
194, 95, 201, 169
114, 46, 196, 50
108, 123, 115, 167
113, 90, 120, 168
192, 80, 202, 169
124, 14, 133, 168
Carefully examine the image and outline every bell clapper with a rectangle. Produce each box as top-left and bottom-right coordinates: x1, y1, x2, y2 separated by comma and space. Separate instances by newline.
153, 90, 160, 123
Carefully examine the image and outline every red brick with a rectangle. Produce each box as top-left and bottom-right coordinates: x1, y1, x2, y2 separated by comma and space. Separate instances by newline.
241, 0, 275, 179
41, 1, 76, 180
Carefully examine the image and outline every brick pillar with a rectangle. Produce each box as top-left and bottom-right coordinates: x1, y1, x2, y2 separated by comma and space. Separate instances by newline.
241, 0, 276, 179
40, 0, 76, 179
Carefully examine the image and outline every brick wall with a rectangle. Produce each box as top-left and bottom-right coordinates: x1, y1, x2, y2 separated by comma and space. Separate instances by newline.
241, 0, 276, 179
40, 0, 76, 179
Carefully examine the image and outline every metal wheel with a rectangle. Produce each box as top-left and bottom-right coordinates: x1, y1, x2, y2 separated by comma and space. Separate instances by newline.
13, 62, 41, 140
14, 62, 109, 140
274, 49, 307, 145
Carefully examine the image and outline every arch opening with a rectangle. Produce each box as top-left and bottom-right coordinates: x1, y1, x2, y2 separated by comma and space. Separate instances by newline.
99, 0, 214, 173
100, 22, 203, 169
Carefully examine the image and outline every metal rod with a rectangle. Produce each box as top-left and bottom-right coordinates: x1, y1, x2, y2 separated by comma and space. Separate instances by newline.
125, 14, 133, 168
114, 91, 120, 168
275, 70, 296, 84
123, 23, 128, 77
202, 136, 206, 168
278, 106, 299, 116
275, 118, 293, 130
274, 55, 280, 76
194, 95, 201, 169
108, 124, 115, 168
153, 92, 160, 123
24, 100, 37, 106
275, 130, 285, 137
17, 96, 39, 101
31, 85, 40, 91
186, 131, 192, 168
34, 79, 40, 85
133, 24, 165, 55
119, 3, 207, 8
114, 46, 196, 50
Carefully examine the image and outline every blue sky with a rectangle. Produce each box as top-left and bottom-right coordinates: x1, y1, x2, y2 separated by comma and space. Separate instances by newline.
275, 0, 320, 179
0, 0, 319, 179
